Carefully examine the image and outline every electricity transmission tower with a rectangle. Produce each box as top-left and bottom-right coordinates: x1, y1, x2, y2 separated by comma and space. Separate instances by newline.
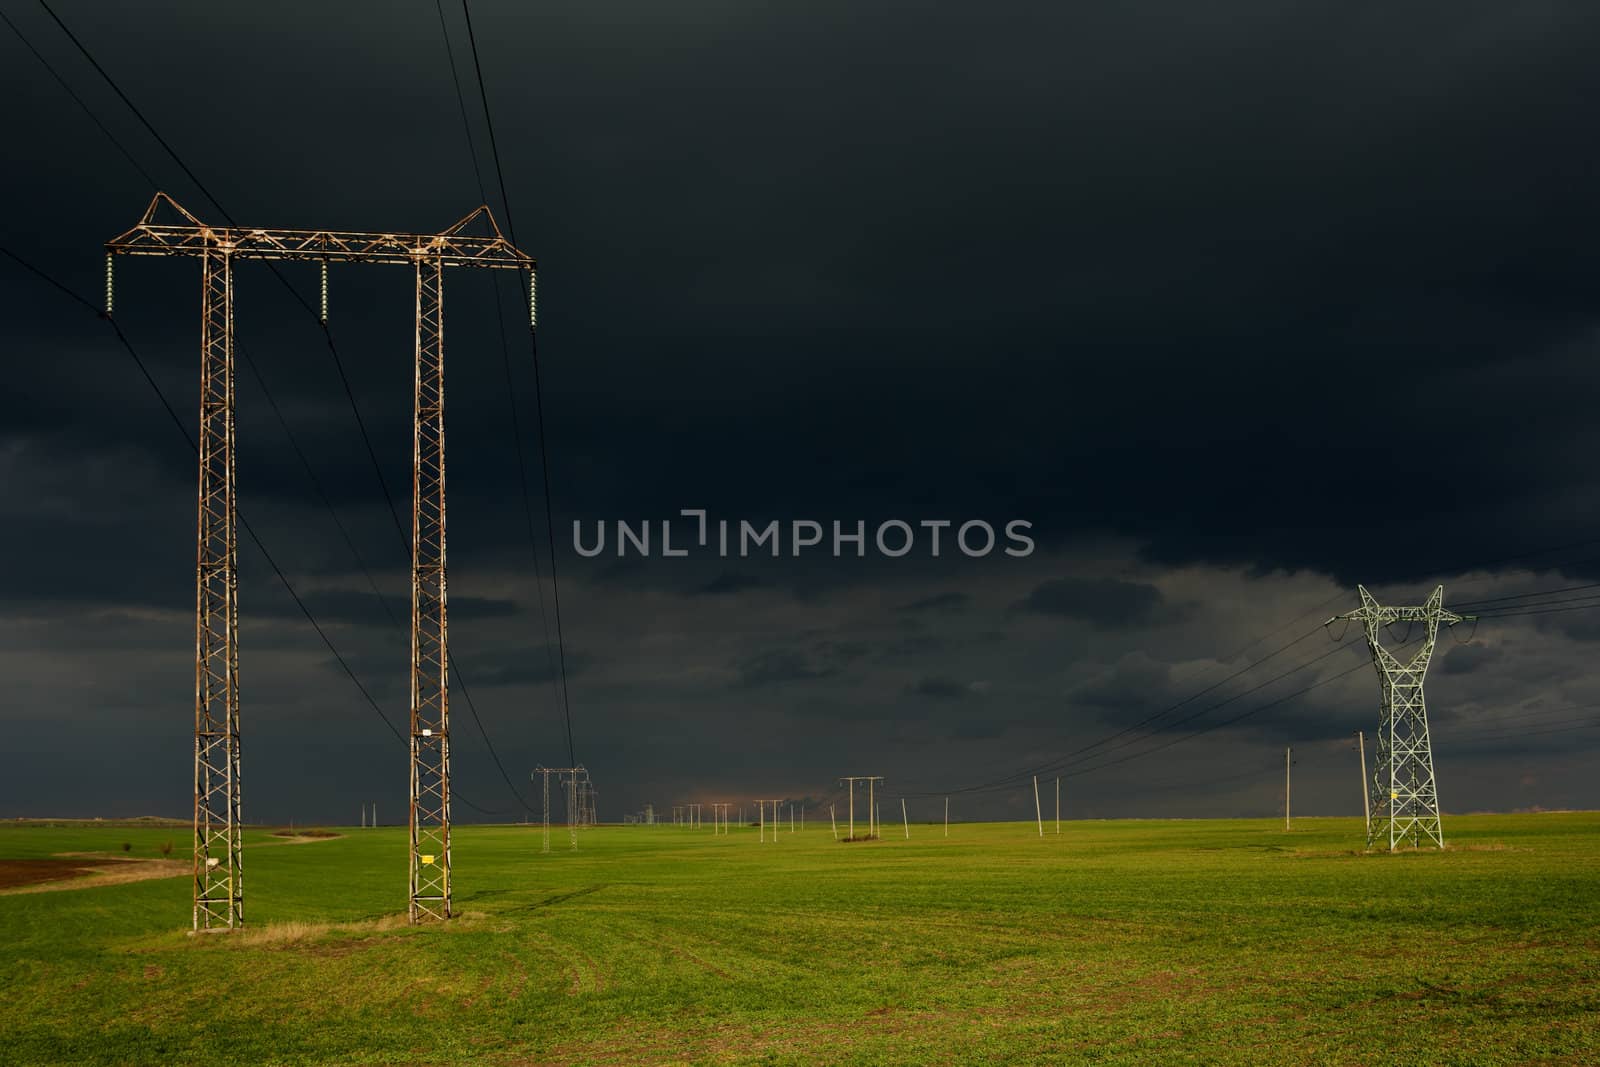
107, 193, 537, 927
1330, 585, 1472, 851
572, 772, 597, 828
534, 766, 586, 851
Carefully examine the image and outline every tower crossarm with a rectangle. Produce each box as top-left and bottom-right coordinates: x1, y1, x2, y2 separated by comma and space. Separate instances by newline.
1326, 584, 1471, 630
1329, 604, 1468, 627
106, 193, 535, 270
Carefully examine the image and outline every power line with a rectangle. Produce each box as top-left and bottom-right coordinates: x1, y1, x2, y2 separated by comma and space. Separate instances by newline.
1425, 535, 1600, 586
925, 639, 1371, 799
0, 242, 508, 816
12, 4, 412, 630
894, 591, 1353, 798
1473, 593, 1600, 619
1063, 638, 1366, 776
1453, 580, 1600, 610
0, 8, 156, 187
30, 0, 533, 813
1447, 719, 1600, 746
904, 623, 1358, 799
459, 0, 580, 768
432, 0, 566, 762
1035, 597, 1350, 773
901, 600, 1431, 801
1114, 760, 1282, 795
433, 0, 489, 198
909, 558, 1600, 802
35, 0, 407, 571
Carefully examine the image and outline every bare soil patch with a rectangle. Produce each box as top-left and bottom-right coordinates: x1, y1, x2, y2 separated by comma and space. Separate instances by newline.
0, 856, 188, 895
0, 858, 97, 890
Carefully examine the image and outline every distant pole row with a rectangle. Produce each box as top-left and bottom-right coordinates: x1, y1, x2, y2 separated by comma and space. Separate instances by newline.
838, 776, 884, 841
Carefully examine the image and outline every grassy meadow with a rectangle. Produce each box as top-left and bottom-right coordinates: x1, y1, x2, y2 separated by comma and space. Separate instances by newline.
1, 813, 1596, 1065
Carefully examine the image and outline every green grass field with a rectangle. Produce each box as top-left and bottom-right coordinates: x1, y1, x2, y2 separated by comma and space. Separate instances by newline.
1, 813, 1597, 1065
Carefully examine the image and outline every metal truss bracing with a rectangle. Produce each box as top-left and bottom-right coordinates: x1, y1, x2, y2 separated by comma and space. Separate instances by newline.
539, 767, 552, 853
106, 193, 537, 929
578, 777, 597, 827
409, 257, 451, 923
108, 193, 535, 270
194, 247, 242, 931
567, 772, 579, 849
1331, 586, 1470, 851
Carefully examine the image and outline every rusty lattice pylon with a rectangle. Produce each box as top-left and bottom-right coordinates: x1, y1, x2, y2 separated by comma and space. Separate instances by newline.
106, 194, 536, 927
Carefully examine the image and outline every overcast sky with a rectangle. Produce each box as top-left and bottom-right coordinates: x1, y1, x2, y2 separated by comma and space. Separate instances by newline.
3, 2, 1599, 824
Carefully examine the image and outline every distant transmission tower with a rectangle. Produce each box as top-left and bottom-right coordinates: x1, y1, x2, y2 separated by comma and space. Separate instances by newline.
535, 766, 586, 850
107, 193, 536, 927
1330, 585, 1472, 851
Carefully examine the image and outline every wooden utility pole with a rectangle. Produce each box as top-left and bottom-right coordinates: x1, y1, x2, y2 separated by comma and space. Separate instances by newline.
755, 800, 781, 843
839, 776, 883, 840
944, 796, 948, 838
1055, 777, 1061, 835
1033, 776, 1043, 837
901, 798, 909, 839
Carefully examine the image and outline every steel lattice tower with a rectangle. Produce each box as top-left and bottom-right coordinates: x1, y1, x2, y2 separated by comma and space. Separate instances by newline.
1330, 585, 1471, 851
193, 242, 242, 930
533, 766, 585, 851
407, 254, 452, 922
107, 194, 535, 928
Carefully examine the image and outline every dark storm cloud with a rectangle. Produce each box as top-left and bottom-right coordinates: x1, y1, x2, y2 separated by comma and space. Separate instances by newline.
950, 718, 1005, 741
1534, 612, 1600, 643
734, 648, 839, 688
251, 590, 519, 627
899, 592, 970, 613
688, 571, 766, 596
907, 676, 968, 700
5, 1, 1600, 820
1016, 577, 1167, 629
1440, 642, 1501, 676
732, 636, 877, 688
875, 633, 947, 661
1068, 654, 1178, 714
456, 650, 592, 688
